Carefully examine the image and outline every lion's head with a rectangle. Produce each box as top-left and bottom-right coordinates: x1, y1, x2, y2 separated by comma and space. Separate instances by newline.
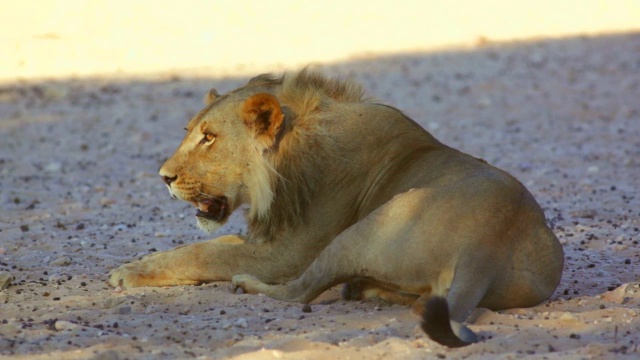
159, 70, 365, 235
159, 83, 285, 232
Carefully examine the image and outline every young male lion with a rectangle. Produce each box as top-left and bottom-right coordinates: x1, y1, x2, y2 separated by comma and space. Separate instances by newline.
109, 69, 564, 347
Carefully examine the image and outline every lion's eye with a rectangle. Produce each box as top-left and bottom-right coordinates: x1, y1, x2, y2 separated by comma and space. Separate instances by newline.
200, 132, 216, 145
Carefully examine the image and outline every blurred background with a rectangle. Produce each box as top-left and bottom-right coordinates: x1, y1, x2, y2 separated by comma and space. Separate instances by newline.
2, 0, 639, 81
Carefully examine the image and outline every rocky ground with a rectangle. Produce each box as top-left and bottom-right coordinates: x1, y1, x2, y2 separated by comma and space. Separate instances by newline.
1, 32, 640, 359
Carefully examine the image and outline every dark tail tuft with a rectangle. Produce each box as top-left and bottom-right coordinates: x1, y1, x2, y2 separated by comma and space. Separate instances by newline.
420, 296, 470, 348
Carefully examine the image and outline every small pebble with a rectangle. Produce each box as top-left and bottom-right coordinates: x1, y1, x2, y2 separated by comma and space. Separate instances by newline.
113, 224, 127, 232
559, 313, 576, 321
45, 162, 62, 172
48, 274, 66, 282
302, 304, 312, 313
54, 320, 79, 331
613, 244, 628, 251
234, 318, 248, 328
50, 257, 72, 267
0, 274, 14, 290
100, 198, 116, 206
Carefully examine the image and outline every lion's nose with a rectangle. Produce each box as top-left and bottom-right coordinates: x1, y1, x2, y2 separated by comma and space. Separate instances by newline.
162, 175, 177, 186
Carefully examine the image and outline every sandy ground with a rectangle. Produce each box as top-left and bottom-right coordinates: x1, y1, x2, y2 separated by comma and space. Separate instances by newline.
2, 3, 640, 359
1, 32, 639, 359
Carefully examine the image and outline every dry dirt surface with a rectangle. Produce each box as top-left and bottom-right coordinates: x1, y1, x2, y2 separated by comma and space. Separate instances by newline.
1, 33, 640, 359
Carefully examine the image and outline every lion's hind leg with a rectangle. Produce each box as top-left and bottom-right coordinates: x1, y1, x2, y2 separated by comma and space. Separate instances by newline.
232, 241, 357, 303
233, 189, 440, 304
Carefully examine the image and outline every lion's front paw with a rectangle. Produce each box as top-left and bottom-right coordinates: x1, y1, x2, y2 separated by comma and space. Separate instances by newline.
108, 261, 153, 288
108, 259, 197, 288
232, 274, 264, 294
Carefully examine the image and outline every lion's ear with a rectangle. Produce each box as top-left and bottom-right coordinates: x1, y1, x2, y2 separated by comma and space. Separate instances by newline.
242, 93, 284, 147
204, 88, 220, 105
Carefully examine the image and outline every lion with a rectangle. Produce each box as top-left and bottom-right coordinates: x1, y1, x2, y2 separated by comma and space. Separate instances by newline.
109, 69, 564, 347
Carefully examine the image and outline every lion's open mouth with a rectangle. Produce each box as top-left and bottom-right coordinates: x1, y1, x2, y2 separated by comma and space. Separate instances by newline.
194, 196, 228, 222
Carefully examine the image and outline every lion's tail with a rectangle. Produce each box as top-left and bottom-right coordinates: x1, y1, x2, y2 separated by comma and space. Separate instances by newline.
420, 296, 474, 348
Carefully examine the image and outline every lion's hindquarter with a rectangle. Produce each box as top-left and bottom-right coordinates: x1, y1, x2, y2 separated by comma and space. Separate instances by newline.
314, 102, 562, 311
358, 163, 563, 312
438, 171, 563, 310
477, 186, 564, 310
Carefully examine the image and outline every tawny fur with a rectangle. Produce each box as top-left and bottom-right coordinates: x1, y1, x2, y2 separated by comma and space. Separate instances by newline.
109, 69, 564, 347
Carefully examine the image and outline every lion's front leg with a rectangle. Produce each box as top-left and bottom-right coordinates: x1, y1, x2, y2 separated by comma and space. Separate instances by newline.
109, 235, 263, 288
